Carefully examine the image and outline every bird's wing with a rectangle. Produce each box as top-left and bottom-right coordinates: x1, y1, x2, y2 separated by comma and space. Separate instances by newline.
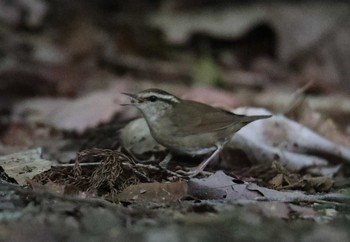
172, 101, 247, 135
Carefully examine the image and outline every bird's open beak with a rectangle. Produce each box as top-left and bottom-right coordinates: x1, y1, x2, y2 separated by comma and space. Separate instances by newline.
121, 92, 138, 106
122, 92, 137, 99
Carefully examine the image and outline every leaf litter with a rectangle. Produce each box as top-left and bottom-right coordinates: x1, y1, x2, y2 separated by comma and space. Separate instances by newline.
2, 94, 349, 229
11, 98, 346, 225
0, 2, 350, 240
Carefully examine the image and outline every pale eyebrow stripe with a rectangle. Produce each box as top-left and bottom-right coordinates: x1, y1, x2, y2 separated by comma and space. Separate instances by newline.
145, 93, 180, 103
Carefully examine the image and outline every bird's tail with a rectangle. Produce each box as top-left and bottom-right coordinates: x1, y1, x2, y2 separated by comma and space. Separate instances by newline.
241, 114, 272, 124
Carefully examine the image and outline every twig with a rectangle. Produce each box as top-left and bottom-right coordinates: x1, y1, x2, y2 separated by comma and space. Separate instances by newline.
283, 80, 314, 115
291, 193, 350, 204
53, 162, 101, 167
53, 161, 186, 178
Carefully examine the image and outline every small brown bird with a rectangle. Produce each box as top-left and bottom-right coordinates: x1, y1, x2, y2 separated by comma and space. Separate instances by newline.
123, 88, 271, 176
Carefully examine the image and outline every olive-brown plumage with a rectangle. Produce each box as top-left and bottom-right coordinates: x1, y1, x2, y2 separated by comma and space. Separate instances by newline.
123, 88, 271, 176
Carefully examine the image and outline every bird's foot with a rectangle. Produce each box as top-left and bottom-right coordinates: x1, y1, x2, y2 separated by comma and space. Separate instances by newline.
176, 167, 212, 178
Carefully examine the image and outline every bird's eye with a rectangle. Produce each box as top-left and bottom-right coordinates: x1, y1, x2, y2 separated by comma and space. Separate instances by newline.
149, 95, 158, 102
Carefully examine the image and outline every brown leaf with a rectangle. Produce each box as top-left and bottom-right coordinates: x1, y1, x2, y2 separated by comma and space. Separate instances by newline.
302, 176, 334, 192
269, 174, 284, 188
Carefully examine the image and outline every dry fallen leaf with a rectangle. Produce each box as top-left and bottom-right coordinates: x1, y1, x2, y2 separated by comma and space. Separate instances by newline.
120, 118, 167, 161
189, 171, 345, 203
188, 171, 261, 200
0, 148, 51, 185
269, 174, 284, 188
230, 107, 350, 172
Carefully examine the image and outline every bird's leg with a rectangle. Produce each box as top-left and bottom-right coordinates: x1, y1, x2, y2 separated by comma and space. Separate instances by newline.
178, 145, 222, 177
